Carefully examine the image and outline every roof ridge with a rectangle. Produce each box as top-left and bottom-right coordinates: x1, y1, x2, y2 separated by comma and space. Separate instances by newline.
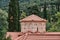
20, 14, 47, 22
23, 33, 29, 40
14, 34, 25, 40
14, 33, 28, 40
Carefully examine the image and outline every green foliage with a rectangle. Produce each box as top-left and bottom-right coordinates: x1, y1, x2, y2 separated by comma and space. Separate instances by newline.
8, 0, 20, 32
48, 12, 60, 32
0, 0, 60, 32
55, 12, 60, 23
27, 4, 41, 17
0, 9, 8, 40
48, 22, 60, 32
20, 11, 27, 19
55, 12, 60, 19
8, 0, 60, 32
46, 22, 52, 31
43, 2, 47, 19
56, 0, 60, 11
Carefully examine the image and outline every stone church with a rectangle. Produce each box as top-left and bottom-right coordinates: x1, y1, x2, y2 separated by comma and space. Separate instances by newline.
6, 14, 60, 40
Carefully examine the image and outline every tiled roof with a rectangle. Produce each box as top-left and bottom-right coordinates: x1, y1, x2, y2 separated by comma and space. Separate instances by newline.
15, 33, 28, 40
6, 32, 23, 40
20, 14, 47, 22
14, 32, 60, 40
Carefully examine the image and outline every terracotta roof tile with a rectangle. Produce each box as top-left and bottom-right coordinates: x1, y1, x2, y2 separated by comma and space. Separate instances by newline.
6, 32, 23, 40
20, 14, 47, 22
14, 32, 60, 40
15, 33, 28, 40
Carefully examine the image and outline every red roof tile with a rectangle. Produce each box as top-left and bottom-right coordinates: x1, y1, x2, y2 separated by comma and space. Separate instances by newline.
20, 14, 47, 22
15, 33, 28, 40
6, 32, 23, 40
14, 32, 60, 40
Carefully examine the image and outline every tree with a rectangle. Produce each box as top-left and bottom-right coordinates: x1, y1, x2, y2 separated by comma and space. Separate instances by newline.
48, 12, 60, 32
0, 9, 8, 40
27, 4, 41, 17
56, 0, 60, 12
46, 22, 52, 31
20, 11, 27, 19
56, 12, 60, 21
43, 1, 47, 20
8, 0, 20, 32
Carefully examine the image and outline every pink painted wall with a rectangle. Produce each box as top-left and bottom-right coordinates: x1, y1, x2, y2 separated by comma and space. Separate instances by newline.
21, 21, 46, 33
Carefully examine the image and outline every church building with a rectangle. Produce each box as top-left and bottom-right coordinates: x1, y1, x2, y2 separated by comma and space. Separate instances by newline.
6, 14, 60, 40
